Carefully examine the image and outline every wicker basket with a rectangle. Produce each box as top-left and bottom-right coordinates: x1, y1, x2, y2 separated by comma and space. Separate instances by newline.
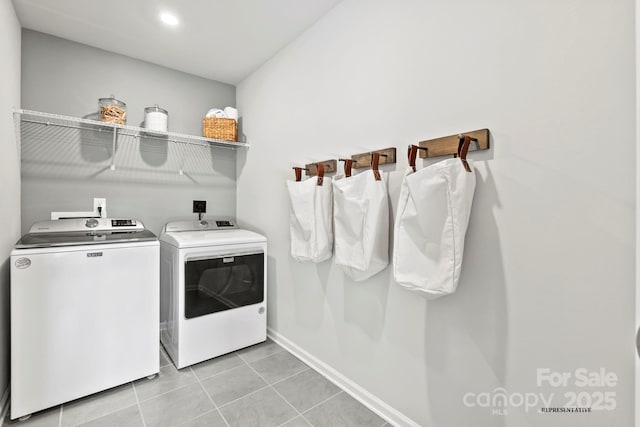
203, 117, 237, 142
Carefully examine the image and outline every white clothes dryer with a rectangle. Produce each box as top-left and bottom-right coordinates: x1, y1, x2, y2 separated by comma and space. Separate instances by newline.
159, 219, 267, 369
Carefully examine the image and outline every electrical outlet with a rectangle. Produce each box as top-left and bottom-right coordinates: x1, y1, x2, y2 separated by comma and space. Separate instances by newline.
93, 198, 107, 218
193, 200, 206, 213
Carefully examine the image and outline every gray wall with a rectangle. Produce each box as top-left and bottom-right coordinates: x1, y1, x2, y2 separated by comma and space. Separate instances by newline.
0, 0, 21, 407
237, 0, 635, 426
21, 30, 238, 235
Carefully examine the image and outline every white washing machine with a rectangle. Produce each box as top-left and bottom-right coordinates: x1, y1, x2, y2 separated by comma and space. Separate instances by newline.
160, 219, 267, 369
10, 218, 159, 420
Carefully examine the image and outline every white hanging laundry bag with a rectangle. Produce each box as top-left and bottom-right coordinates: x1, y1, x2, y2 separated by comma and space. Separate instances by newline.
286, 167, 333, 263
393, 149, 476, 298
333, 169, 389, 281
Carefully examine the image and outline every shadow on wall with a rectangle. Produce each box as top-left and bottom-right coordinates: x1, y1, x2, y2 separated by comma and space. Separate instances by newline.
286, 171, 392, 351
290, 257, 330, 331
267, 255, 279, 329
237, 117, 247, 144
80, 114, 171, 168
340, 172, 392, 341
79, 112, 113, 163
343, 268, 390, 341
424, 165, 508, 427
235, 117, 248, 173
289, 224, 391, 338
210, 145, 237, 181
140, 136, 169, 167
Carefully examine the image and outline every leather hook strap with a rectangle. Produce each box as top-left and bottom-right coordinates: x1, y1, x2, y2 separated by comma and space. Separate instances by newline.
316, 162, 325, 186
343, 159, 353, 177
371, 152, 382, 181
408, 145, 418, 172
457, 135, 472, 173
293, 167, 304, 182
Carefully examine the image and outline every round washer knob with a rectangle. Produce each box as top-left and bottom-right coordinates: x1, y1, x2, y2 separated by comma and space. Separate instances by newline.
85, 218, 99, 228
199, 220, 209, 228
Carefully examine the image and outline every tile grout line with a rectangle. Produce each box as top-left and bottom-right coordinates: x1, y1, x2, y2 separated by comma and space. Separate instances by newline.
189, 356, 248, 383
261, 343, 391, 426
60, 384, 139, 427
215, 383, 272, 409
268, 366, 311, 387
131, 381, 147, 427
135, 360, 212, 404
294, 390, 344, 426
214, 364, 313, 411
188, 366, 231, 427
188, 349, 311, 412
242, 359, 307, 426
190, 341, 287, 380
236, 348, 311, 387
235, 345, 286, 365
276, 413, 306, 427
48, 345, 377, 427
150, 345, 315, 425
300, 389, 343, 414
174, 409, 221, 427
13, 346, 346, 427
295, 387, 389, 427
136, 380, 196, 404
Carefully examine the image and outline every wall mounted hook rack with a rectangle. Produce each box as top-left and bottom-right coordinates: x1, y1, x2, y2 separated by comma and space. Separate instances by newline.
305, 160, 337, 176
351, 147, 396, 169
418, 129, 489, 159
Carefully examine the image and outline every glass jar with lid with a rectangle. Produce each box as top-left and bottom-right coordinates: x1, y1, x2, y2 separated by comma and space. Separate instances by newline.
99, 95, 127, 125
144, 104, 169, 133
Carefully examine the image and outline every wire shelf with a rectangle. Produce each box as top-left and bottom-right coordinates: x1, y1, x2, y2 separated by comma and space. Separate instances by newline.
14, 109, 249, 149
14, 109, 243, 185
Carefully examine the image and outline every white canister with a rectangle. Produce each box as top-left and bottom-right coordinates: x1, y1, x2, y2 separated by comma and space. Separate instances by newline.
144, 105, 168, 132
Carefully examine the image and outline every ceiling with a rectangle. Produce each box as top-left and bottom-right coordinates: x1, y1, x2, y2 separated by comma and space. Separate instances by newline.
12, 0, 343, 85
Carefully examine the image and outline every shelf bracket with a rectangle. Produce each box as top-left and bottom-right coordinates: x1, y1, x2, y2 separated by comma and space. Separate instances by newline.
110, 128, 117, 170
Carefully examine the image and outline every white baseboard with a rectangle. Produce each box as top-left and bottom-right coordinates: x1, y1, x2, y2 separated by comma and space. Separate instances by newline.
267, 328, 420, 427
0, 384, 9, 421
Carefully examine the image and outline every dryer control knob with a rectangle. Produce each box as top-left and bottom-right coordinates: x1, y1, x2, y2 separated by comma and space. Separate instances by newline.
85, 218, 99, 228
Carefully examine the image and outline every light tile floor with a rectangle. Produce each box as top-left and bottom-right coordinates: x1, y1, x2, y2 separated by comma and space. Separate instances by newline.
3, 340, 390, 427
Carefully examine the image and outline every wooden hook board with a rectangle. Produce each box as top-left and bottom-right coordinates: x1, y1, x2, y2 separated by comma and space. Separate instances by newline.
418, 129, 489, 158
305, 159, 337, 176
351, 147, 397, 169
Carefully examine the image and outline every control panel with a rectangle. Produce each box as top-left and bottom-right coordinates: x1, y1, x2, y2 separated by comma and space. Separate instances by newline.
111, 219, 137, 227
29, 218, 145, 234
163, 219, 238, 232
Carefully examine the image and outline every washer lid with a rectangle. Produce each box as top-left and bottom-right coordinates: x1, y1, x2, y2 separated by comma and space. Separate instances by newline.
160, 228, 266, 248
15, 229, 157, 249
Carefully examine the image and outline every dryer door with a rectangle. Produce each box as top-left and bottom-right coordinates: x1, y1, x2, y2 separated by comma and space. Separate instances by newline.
184, 251, 264, 318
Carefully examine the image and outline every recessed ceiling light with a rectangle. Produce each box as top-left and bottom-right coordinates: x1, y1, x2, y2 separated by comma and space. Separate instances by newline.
160, 12, 179, 26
